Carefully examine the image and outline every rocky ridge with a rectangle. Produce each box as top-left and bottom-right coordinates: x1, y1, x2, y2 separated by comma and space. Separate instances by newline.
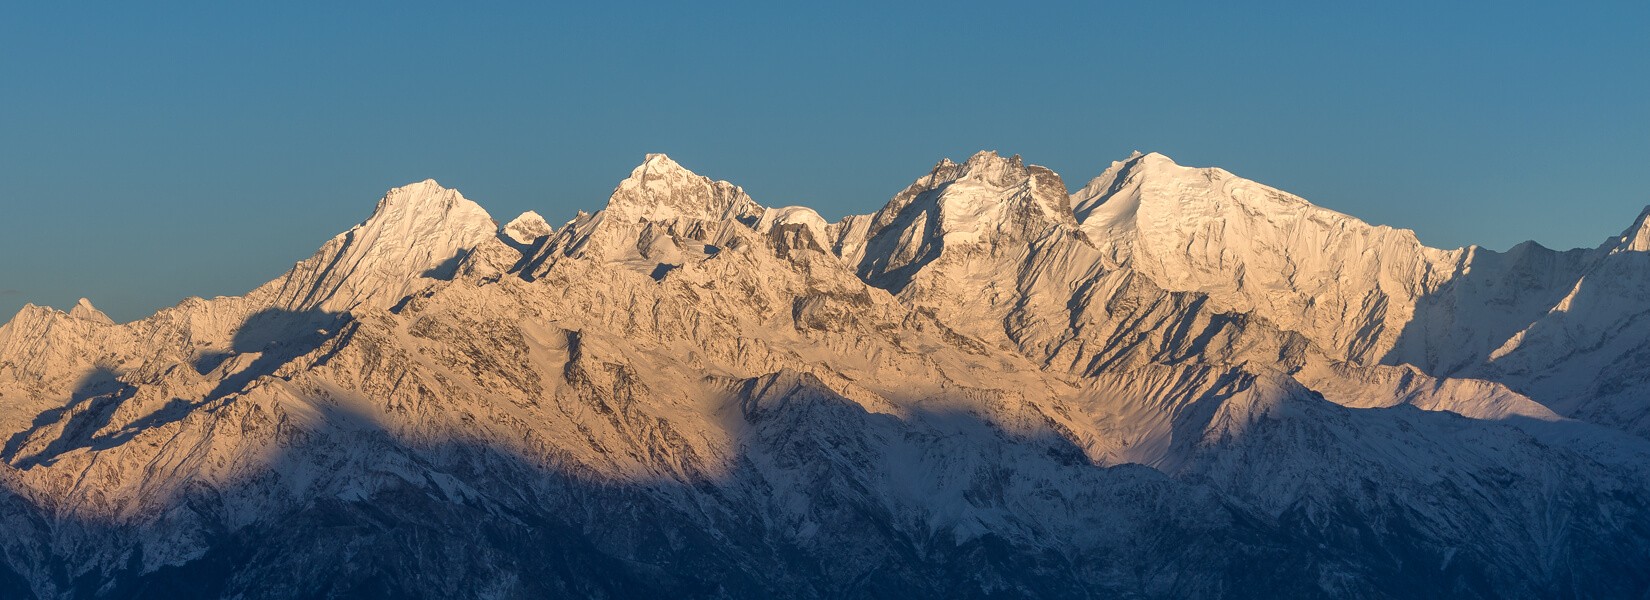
0, 152, 1647, 598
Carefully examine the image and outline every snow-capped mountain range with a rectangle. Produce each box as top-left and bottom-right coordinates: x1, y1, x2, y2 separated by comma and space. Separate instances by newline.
1, 151, 1648, 598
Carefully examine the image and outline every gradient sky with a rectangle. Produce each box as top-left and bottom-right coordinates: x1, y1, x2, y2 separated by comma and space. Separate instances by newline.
3, 1, 1647, 322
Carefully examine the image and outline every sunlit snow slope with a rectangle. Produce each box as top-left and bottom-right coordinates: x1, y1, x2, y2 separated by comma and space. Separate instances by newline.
0, 152, 1647, 599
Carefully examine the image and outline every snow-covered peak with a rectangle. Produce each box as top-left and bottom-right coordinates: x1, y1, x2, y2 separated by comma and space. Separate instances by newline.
369, 179, 489, 224
0, 303, 57, 334
1070, 151, 1459, 363
914, 151, 1051, 194
638, 152, 680, 171
756, 206, 829, 240
1070, 150, 1401, 249
1070, 151, 1177, 232
848, 150, 1075, 292
0, 299, 114, 331
68, 298, 113, 325
503, 211, 553, 245
4, 152, 1650, 598
604, 154, 763, 223
1613, 205, 1650, 253
755, 206, 831, 256
868, 150, 1073, 237
358, 179, 497, 254
1072, 153, 1138, 234
954, 150, 1029, 187
260, 180, 498, 312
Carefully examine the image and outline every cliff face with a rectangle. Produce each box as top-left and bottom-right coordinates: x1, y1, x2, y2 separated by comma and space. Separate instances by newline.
1, 153, 1647, 598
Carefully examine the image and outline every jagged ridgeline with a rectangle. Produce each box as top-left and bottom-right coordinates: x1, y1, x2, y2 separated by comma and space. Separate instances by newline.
2, 152, 1649, 598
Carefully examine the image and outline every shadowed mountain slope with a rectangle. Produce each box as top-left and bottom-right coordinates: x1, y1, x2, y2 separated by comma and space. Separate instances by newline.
0, 153, 1648, 598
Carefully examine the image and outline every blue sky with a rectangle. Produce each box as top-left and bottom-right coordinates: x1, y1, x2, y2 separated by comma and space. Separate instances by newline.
3, 1, 1647, 322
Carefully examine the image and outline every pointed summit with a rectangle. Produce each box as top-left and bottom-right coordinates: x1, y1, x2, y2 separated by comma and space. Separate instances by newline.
68, 298, 114, 325
262, 180, 497, 312
1612, 205, 1650, 253
604, 154, 763, 223
634, 153, 688, 176
1070, 151, 1171, 229
852, 150, 1075, 292
503, 211, 553, 245
369, 179, 493, 227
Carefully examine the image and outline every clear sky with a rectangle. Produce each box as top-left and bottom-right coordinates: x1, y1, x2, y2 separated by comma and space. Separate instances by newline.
3, 1, 1647, 322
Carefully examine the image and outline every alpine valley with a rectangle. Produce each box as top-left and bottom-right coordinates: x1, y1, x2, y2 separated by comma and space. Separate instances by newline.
2, 151, 1649, 598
